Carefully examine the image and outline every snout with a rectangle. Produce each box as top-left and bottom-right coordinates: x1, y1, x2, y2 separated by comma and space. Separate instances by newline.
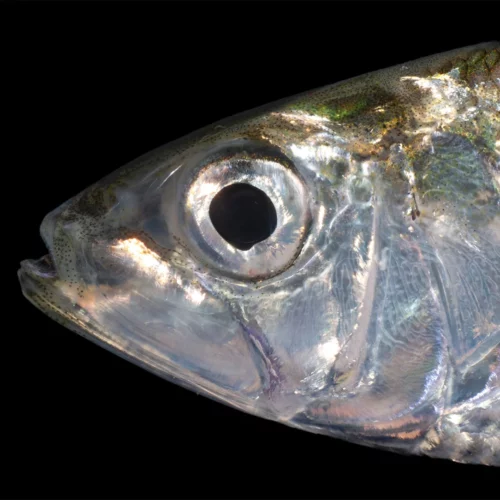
19, 209, 60, 301
18, 200, 80, 318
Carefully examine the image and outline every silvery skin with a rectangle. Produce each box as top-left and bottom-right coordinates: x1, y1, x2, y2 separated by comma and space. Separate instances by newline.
19, 42, 500, 465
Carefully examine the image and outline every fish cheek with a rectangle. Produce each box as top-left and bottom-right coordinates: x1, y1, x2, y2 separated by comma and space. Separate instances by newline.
79, 244, 266, 398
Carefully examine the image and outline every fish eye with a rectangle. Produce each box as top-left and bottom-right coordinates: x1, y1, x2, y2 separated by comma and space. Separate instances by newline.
179, 140, 311, 280
209, 183, 278, 251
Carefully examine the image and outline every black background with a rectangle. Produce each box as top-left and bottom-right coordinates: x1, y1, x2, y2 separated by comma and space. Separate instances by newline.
8, 1, 499, 499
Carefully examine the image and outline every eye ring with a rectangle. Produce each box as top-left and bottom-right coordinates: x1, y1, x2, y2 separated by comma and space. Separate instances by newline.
179, 140, 312, 281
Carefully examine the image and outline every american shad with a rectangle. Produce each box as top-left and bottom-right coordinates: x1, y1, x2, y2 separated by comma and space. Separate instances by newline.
19, 42, 500, 465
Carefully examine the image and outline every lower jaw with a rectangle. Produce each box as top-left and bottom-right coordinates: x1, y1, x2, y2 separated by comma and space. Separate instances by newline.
18, 258, 119, 365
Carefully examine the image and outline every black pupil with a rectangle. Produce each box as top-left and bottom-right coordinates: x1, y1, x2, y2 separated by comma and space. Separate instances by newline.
209, 183, 277, 251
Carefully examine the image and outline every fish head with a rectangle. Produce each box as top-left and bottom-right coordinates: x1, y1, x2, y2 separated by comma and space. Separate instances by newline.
18, 108, 342, 418
19, 42, 500, 439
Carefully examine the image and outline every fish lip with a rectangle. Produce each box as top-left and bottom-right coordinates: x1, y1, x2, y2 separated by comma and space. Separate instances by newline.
19, 253, 58, 281
18, 249, 83, 343
18, 253, 64, 324
18, 244, 60, 307
20, 207, 60, 283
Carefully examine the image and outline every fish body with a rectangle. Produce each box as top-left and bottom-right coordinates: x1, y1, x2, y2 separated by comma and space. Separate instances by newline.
19, 43, 500, 465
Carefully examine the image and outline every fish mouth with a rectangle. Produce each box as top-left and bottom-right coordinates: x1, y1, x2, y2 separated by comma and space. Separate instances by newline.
19, 210, 65, 302
18, 226, 69, 324
18, 248, 106, 355
18, 250, 65, 321
19, 253, 58, 281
